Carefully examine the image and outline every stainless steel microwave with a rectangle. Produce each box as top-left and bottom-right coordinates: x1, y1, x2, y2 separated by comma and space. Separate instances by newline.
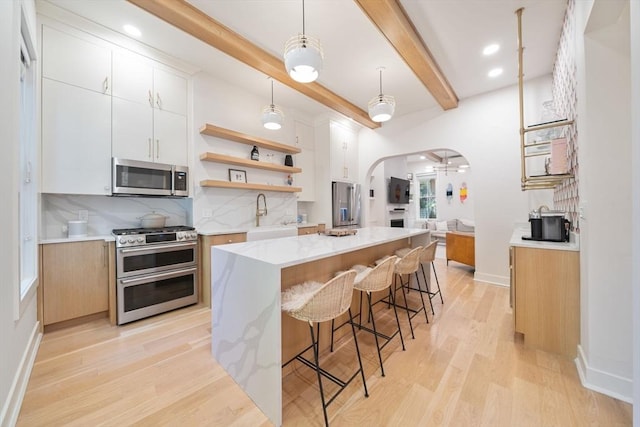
112, 158, 189, 197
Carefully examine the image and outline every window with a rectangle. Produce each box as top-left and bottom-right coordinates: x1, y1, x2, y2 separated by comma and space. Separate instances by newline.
19, 16, 37, 301
418, 173, 437, 219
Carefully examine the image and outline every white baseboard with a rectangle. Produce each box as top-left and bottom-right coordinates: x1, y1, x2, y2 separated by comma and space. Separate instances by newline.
575, 344, 633, 403
0, 322, 41, 427
474, 271, 509, 287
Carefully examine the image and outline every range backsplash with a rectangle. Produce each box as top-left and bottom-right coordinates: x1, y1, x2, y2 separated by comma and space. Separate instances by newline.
41, 194, 193, 239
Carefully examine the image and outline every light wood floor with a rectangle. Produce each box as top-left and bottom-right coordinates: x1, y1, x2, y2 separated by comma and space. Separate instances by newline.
18, 259, 632, 426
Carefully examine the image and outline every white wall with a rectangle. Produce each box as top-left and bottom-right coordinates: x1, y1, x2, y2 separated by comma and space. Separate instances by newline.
630, 0, 640, 420
0, 1, 40, 425
192, 72, 306, 230
574, 0, 634, 402
359, 76, 555, 286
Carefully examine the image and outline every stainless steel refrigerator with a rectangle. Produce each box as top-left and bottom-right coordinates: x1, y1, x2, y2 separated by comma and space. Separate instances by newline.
332, 181, 361, 228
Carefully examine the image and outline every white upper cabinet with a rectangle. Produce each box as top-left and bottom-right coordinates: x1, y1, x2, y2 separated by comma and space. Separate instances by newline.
42, 25, 111, 95
330, 121, 358, 182
112, 50, 153, 106
154, 109, 188, 165
153, 67, 188, 116
42, 79, 111, 195
112, 51, 188, 165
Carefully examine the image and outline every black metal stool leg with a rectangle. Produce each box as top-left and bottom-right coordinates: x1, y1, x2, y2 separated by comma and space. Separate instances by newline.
420, 263, 435, 315
309, 322, 330, 427
348, 308, 369, 398
432, 261, 444, 304
398, 274, 415, 339
366, 292, 385, 377
389, 287, 406, 351
330, 318, 335, 352
415, 271, 429, 324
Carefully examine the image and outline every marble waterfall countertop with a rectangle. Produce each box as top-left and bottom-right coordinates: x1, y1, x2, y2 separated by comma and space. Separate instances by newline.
211, 226, 430, 426
510, 226, 579, 251
197, 222, 321, 236
212, 226, 429, 267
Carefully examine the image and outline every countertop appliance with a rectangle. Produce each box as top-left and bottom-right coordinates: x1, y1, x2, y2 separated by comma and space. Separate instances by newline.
112, 157, 189, 197
113, 225, 198, 324
332, 181, 361, 228
522, 210, 570, 242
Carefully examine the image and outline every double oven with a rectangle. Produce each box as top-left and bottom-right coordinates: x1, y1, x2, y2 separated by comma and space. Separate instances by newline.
113, 226, 198, 325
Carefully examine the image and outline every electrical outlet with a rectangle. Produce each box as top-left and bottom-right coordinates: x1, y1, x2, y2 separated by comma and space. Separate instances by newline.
78, 210, 89, 221
202, 208, 212, 218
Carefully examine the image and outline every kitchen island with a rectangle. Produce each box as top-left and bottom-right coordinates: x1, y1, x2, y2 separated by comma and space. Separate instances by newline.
211, 226, 430, 426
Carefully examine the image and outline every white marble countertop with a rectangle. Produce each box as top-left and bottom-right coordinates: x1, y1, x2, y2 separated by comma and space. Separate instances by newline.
197, 223, 322, 236
510, 227, 579, 251
213, 226, 429, 268
40, 235, 115, 245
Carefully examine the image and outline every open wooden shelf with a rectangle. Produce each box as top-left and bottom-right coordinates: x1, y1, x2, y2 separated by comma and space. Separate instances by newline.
199, 152, 301, 173
200, 124, 301, 154
200, 180, 301, 193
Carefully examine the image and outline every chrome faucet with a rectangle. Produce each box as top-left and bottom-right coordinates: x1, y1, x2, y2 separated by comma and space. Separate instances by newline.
256, 193, 267, 226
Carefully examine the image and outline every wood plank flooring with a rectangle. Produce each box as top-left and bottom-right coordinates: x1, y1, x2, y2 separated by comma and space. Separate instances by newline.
17, 259, 632, 426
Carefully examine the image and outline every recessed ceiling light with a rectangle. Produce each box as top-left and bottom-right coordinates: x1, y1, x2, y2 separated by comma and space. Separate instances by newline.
123, 24, 141, 37
488, 67, 503, 78
483, 44, 500, 55
419, 155, 426, 160
460, 164, 470, 168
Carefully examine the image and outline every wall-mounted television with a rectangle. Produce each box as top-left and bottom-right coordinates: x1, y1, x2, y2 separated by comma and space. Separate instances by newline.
388, 176, 410, 204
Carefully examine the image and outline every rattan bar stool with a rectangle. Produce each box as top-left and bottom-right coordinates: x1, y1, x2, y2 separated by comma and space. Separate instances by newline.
396, 241, 443, 315
281, 270, 368, 427
387, 246, 428, 339
329, 256, 405, 377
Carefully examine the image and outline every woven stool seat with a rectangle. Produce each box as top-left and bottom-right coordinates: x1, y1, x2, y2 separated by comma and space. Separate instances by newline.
281, 270, 368, 426
331, 255, 405, 377
395, 241, 443, 315
386, 246, 428, 339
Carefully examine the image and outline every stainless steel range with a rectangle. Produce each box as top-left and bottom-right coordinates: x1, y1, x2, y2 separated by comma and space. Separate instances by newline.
113, 226, 198, 325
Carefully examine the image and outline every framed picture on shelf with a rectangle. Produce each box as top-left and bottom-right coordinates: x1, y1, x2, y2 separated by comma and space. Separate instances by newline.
229, 169, 247, 183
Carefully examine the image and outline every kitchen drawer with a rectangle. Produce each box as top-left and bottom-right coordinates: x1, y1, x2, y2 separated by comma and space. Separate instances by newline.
210, 233, 247, 245
298, 226, 318, 235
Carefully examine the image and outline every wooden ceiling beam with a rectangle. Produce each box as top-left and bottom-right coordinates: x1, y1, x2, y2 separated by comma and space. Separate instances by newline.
354, 0, 459, 110
126, 0, 380, 129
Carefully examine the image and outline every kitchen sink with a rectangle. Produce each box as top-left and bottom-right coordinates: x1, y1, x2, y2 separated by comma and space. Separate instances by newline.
246, 225, 298, 241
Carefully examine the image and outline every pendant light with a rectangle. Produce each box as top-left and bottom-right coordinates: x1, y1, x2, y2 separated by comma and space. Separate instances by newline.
284, 0, 323, 83
368, 67, 396, 123
262, 79, 284, 130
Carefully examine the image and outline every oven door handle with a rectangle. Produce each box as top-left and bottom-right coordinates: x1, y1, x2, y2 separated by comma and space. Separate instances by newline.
119, 242, 197, 254
119, 267, 197, 285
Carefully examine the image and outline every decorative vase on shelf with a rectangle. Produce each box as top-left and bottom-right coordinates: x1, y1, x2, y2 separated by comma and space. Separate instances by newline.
284, 154, 293, 167
251, 145, 259, 161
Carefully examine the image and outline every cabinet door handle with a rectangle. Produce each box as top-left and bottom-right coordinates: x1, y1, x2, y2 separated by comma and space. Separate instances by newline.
148, 90, 154, 107
103, 77, 109, 93
156, 92, 162, 109
103, 242, 108, 267
148, 138, 152, 158
156, 139, 160, 159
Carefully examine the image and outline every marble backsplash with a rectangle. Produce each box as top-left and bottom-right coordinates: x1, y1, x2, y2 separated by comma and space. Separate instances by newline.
41, 194, 193, 239
193, 186, 298, 232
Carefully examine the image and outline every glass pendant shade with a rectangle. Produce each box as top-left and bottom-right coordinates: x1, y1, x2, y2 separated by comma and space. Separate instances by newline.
262, 79, 284, 130
284, 34, 323, 83
368, 94, 396, 122
262, 104, 284, 130
368, 68, 395, 122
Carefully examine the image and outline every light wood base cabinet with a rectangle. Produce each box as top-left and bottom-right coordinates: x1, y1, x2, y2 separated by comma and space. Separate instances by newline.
199, 233, 247, 307
41, 240, 113, 326
511, 246, 579, 358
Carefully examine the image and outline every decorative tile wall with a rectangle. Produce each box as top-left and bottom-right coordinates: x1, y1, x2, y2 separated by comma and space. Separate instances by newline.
552, 0, 580, 231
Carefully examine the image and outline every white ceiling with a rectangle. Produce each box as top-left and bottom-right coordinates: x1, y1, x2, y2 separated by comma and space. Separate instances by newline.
42, 0, 567, 124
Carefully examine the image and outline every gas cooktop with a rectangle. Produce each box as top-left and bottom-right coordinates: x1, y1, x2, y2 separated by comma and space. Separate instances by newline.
112, 225, 195, 235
